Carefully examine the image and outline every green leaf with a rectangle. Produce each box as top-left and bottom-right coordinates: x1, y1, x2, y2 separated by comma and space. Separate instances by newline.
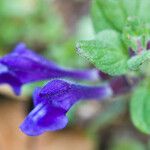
91, 0, 140, 33
128, 51, 150, 70
130, 80, 150, 134
76, 30, 128, 76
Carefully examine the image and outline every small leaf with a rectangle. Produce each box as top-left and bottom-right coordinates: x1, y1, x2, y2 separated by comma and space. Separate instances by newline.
128, 51, 150, 70
130, 80, 150, 134
76, 30, 128, 75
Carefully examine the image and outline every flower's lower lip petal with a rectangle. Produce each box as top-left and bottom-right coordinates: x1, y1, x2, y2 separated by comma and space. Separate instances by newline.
20, 115, 68, 136
20, 116, 44, 136
0, 63, 8, 73
43, 115, 68, 132
20, 103, 68, 136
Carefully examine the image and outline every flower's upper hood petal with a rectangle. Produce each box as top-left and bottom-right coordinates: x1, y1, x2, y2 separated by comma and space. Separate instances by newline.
36, 80, 78, 110
20, 103, 68, 136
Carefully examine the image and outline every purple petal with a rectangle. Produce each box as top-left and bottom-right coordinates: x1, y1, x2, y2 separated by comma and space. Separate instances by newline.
20, 102, 68, 136
0, 63, 8, 73
75, 83, 112, 100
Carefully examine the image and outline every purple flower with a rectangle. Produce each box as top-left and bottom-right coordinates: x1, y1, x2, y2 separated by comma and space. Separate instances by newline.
0, 43, 100, 95
20, 79, 112, 136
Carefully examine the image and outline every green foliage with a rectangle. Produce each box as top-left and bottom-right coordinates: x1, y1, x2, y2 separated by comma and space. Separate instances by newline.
77, 30, 128, 75
0, 0, 64, 49
128, 51, 150, 70
80, 1, 150, 76
130, 80, 150, 134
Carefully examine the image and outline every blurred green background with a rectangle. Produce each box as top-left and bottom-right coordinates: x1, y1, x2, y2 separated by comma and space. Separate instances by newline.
0, 0, 149, 150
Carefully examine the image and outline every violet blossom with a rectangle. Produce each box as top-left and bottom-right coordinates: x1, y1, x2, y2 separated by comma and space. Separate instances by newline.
0, 43, 100, 95
20, 79, 113, 136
